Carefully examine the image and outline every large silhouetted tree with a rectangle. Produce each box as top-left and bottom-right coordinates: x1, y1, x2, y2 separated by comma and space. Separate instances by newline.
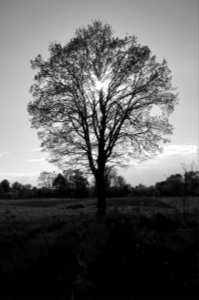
28, 21, 178, 215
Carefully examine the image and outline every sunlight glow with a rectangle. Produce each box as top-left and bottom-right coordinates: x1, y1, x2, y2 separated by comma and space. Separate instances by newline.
91, 72, 111, 93
95, 78, 111, 92
95, 79, 104, 91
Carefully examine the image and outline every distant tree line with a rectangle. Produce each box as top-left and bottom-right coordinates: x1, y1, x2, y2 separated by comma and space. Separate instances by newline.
129, 171, 199, 197
155, 171, 199, 197
0, 180, 37, 199
0, 169, 198, 199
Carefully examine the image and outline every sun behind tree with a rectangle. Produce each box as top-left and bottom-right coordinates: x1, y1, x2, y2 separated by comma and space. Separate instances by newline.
28, 20, 178, 215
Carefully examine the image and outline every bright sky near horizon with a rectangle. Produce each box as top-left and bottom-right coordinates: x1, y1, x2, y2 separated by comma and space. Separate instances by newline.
0, 0, 198, 186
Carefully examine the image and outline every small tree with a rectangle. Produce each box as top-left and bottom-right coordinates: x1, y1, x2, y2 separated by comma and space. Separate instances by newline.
107, 171, 130, 197
12, 181, 23, 198
166, 174, 184, 196
184, 171, 199, 196
53, 173, 69, 197
0, 184, 5, 199
37, 171, 56, 189
28, 21, 178, 215
0, 179, 10, 193
65, 169, 89, 197
53, 173, 66, 190
181, 170, 199, 222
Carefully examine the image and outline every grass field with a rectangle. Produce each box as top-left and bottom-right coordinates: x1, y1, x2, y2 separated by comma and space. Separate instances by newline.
1, 195, 198, 221
0, 196, 198, 299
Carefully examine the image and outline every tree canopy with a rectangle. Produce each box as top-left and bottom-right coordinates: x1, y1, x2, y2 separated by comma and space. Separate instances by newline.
28, 20, 178, 214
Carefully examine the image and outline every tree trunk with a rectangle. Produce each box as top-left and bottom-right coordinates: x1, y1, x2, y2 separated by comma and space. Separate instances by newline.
95, 171, 106, 216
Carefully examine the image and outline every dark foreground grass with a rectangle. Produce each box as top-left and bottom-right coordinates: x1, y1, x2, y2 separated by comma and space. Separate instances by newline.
0, 211, 198, 300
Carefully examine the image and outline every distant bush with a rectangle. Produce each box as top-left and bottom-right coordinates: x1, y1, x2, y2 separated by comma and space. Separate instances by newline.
129, 184, 160, 197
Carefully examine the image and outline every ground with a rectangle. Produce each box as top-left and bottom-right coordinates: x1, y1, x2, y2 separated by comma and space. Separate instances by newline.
0, 196, 198, 299
0, 196, 198, 222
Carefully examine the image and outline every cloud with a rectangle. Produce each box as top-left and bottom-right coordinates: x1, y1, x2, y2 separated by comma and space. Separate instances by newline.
161, 144, 198, 156
27, 158, 46, 162
131, 144, 198, 171
121, 145, 198, 186
0, 151, 10, 158
0, 172, 40, 186
29, 148, 42, 152
138, 160, 160, 169
0, 171, 40, 177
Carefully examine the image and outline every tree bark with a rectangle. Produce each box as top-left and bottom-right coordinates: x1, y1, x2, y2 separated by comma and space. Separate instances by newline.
95, 170, 106, 216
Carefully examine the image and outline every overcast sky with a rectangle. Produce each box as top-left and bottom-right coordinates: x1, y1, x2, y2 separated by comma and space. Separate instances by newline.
0, 0, 198, 186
